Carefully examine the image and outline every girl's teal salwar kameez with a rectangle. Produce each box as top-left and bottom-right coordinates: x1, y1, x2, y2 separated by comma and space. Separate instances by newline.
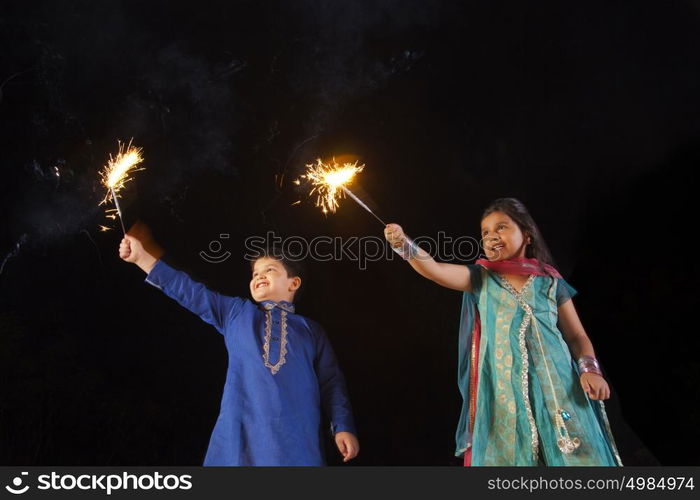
456, 265, 622, 466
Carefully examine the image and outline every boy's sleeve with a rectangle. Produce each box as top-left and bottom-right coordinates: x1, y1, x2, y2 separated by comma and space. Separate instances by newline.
145, 259, 243, 334
314, 325, 357, 436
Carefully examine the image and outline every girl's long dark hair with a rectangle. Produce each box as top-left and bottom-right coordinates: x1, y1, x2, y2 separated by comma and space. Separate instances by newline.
481, 197, 557, 274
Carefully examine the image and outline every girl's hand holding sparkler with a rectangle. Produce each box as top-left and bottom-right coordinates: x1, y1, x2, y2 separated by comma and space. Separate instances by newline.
118, 220, 163, 274
384, 223, 421, 260
384, 223, 406, 248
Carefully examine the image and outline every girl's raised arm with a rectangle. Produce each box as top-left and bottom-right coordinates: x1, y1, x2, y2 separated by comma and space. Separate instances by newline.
384, 223, 472, 292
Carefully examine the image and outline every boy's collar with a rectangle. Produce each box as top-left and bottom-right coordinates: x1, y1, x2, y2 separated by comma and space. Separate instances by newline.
259, 300, 296, 313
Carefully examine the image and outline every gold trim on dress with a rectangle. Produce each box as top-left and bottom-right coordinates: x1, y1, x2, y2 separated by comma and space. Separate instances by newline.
498, 274, 581, 456
262, 308, 289, 375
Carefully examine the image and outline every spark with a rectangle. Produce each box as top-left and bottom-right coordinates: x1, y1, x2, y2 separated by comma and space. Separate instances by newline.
98, 140, 144, 233
99, 140, 144, 205
297, 158, 364, 214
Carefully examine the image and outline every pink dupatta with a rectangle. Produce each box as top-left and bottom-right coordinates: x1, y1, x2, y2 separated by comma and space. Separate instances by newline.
475, 257, 561, 278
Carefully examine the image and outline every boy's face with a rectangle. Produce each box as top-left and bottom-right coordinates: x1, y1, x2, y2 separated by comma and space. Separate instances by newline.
249, 257, 301, 303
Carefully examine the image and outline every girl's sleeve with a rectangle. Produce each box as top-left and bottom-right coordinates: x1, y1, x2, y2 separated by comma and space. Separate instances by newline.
313, 324, 357, 436
467, 264, 483, 295
556, 277, 578, 305
145, 259, 244, 334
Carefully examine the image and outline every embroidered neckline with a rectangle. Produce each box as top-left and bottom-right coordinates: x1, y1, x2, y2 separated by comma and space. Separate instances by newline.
496, 273, 535, 297
261, 307, 289, 375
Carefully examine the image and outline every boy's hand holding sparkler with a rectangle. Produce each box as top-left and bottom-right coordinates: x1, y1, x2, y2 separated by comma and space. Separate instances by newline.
118, 220, 164, 274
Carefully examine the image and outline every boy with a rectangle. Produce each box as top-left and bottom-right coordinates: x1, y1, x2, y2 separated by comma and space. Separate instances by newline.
119, 222, 359, 466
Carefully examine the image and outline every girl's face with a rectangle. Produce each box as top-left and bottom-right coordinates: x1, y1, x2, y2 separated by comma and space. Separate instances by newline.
480, 211, 529, 261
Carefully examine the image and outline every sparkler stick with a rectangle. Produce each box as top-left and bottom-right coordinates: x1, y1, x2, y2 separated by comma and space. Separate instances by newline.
110, 187, 127, 234
340, 186, 387, 226
99, 140, 144, 235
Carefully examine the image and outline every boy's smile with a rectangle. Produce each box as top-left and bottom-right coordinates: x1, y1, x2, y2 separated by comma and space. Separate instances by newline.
254, 279, 270, 290
250, 257, 301, 303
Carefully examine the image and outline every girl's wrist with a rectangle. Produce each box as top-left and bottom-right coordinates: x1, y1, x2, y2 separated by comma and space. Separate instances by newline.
391, 236, 419, 260
577, 355, 603, 377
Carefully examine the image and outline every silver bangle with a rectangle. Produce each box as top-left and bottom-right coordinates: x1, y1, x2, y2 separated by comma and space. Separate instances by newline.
391, 236, 419, 260
577, 355, 603, 376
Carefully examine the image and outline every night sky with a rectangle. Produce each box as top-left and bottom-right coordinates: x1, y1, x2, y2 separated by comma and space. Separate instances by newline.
1, 0, 699, 466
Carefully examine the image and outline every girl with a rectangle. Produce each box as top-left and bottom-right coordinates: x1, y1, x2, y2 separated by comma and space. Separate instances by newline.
384, 198, 622, 466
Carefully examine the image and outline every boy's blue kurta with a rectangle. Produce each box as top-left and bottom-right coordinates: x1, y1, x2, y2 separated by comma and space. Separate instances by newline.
145, 260, 356, 466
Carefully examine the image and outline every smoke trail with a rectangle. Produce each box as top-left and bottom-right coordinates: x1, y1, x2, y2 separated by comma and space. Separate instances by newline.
80, 229, 104, 268
0, 234, 28, 276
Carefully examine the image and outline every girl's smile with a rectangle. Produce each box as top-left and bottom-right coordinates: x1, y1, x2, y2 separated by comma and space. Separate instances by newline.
481, 211, 528, 261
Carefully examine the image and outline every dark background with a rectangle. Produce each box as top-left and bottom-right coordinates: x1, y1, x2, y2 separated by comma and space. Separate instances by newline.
1, 0, 698, 466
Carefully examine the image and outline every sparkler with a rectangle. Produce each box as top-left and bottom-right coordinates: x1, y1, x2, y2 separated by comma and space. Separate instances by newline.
297, 158, 386, 226
99, 140, 144, 234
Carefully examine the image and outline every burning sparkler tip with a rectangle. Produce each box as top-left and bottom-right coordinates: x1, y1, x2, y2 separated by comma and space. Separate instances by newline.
99, 139, 145, 231
298, 158, 364, 215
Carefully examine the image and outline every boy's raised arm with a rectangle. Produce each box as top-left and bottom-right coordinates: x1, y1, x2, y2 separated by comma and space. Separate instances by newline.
119, 221, 242, 334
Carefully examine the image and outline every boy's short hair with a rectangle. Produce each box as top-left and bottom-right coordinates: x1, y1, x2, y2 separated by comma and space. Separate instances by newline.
249, 246, 305, 281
